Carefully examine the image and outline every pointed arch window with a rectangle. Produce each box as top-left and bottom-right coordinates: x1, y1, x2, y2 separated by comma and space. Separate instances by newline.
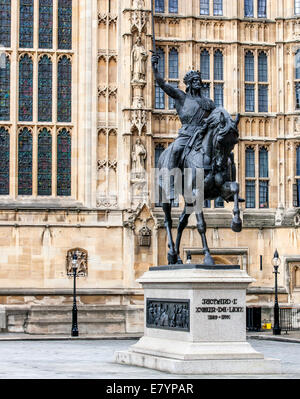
38, 55, 52, 122
200, 50, 210, 80
18, 128, 32, 195
0, 127, 9, 195
296, 50, 300, 80
0, 55, 10, 121
57, 56, 72, 122
295, 146, 300, 207
259, 147, 269, 208
58, 0, 72, 50
0, 0, 11, 48
39, 0, 53, 49
38, 128, 52, 196
155, 48, 165, 109
200, 0, 209, 15
296, 0, 300, 15
258, 52, 268, 82
257, 0, 267, 18
213, 0, 223, 16
169, 48, 178, 79
19, 54, 33, 122
19, 0, 34, 48
245, 51, 254, 82
214, 50, 223, 81
57, 129, 71, 196
169, 0, 178, 13
244, 0, 254, 17
155, 0, 165, 13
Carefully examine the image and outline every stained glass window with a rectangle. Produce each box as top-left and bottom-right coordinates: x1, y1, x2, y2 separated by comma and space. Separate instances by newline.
258, 52, 268, 82
246, 147, 255, 177
39, 0, 53, 49
57, 56, 72, 122
19, 0, 34, 48
18, 128, 32, 195
246, 181, 255, 208
214, 50, 223, 81
0, 0, 11, 47
0, 55, 10, 121
58, 0, 72, 50
259, 148, 268, 178
57, 129, 71, 196
257, 0, 267, 18
38, 128, 52, 196
169, 49, 178, 79
295, 50, 300, 80
19, 54, 33, 122
200, 50, 210, 80
200, 0, 209, 15
258, 85, 268, 112
296, 0, 300, 14
0, 127, 9, 195
245, 51, 254, 82
213, 0, 223, 16
155, 48, 165, 109
38, 55, 52, 122
155, 0, 165, 13
244, 0, 254, 17
245, 84, 255, 112
214, 84, 223, 107
169, 0, 178, 13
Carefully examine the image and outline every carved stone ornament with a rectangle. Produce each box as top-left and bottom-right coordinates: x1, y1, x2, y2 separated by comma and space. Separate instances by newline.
66, 248, 88, 277
146, 299, 190, 331
138, 225, 152, 247
131, 36, 148, 83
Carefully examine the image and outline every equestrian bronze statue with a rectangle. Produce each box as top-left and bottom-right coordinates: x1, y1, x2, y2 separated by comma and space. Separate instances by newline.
152, 54, 243, 266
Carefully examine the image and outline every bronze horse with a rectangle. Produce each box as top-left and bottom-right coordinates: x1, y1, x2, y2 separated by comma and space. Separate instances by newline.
157, 107, 242, 265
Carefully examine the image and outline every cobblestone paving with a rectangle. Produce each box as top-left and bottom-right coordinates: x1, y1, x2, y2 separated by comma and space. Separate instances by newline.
0, 338, 299, 379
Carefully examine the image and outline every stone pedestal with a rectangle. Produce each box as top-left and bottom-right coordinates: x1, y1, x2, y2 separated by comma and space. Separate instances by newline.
115, 265, 281, 375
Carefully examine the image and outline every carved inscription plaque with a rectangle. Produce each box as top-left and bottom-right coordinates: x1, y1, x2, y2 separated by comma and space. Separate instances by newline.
146, 298, 190, 332
195, 298, 244, 320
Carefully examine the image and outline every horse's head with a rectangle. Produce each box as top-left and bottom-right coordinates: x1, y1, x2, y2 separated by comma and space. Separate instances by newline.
203, 107, 240, 169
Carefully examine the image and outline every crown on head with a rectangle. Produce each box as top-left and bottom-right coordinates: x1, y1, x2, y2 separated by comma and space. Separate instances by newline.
183, 70, 202, 86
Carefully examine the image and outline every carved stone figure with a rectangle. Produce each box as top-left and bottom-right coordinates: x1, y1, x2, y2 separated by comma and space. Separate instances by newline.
132, 138, 147, 173
131, 36, 148, 83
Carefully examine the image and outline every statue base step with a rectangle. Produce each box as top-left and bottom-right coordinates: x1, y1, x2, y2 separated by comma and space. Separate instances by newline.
114, 264, 281, 375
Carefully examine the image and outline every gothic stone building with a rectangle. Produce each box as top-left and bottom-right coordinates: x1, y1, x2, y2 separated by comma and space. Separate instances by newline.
0, 0, 300, 334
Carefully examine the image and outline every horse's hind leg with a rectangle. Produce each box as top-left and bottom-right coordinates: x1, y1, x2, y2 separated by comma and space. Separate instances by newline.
162, 202, 178, 265
196, 211, 215, 265
175, 205, 191, 264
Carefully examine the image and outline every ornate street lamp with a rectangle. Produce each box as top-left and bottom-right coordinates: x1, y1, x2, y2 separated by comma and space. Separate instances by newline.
71, 251, 79, 337
272, 249, 281, 335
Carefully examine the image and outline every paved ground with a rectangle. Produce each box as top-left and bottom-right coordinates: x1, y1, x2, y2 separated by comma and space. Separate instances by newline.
0, 336, 300, 379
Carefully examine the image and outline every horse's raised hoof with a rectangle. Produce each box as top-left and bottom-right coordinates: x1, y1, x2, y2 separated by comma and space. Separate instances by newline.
231, 219, 242, 233
168, 251, 178, 265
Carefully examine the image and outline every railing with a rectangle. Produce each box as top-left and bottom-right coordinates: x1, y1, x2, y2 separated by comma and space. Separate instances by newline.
280, 308, 300, 332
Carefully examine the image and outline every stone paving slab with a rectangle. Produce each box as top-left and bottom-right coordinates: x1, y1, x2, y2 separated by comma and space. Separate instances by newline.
0, 338, 299, 379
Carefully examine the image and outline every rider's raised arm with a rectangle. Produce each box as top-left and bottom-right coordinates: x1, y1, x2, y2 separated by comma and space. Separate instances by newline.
151, 54, 185, 102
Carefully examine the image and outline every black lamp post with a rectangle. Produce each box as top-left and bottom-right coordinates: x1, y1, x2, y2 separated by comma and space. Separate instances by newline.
71, 252, 79, 337
272, 249, 281, 336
